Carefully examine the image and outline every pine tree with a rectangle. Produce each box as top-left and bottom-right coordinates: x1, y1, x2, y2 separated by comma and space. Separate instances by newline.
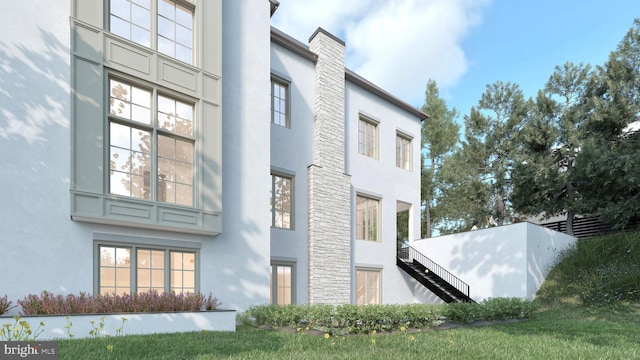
511, 62, 591, 235
420, 80, 460, 237
463, 81, 529, 226
574, 20, 640, 227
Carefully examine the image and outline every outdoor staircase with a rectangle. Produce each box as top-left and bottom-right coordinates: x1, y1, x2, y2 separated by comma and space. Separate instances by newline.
397, 245, 474, 303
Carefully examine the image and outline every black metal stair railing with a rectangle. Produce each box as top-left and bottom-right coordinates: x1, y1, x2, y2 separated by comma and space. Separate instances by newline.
398, 245, 470, 298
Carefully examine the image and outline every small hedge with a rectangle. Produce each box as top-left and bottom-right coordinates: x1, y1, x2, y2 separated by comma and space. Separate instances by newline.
15, 290, 220, 315
444, 297, 539, 323
242, 298, 537, 335
242, 303, 444, 335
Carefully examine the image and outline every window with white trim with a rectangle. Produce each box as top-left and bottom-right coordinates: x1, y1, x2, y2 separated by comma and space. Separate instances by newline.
270, 263, 295, 305
356, 195, 380, 241
358, 116, 378, 159
270, 174, 293, 229
109, 0, 194, 64
98, 244, 197, 295
356, 269, 381, 305
109, 77, 195, 207
396, 133, 412, 171
271, 78, 289, 127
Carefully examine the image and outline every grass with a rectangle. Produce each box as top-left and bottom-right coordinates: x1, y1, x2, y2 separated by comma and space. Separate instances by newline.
57, 231, 640, 359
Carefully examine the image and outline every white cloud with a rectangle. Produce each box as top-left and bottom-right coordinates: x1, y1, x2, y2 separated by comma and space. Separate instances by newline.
272, 0, 491, 107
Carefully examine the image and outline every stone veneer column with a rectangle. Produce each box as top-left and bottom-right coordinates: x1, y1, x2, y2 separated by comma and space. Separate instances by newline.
307, 28, 352, 304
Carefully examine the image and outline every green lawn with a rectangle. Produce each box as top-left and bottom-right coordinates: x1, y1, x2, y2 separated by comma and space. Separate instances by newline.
57, 305, 640, 360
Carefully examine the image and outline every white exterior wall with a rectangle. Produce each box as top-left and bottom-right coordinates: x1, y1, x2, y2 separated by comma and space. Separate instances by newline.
1, 0, 78, 312
412, 222, 576, 301
0, 0, 270, 314
269, 41, 316, 303
345, 83, 423, 304
219, 1, 272, 310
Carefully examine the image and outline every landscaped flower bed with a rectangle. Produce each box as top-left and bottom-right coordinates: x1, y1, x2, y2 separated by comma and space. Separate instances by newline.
1, 291, 235, 340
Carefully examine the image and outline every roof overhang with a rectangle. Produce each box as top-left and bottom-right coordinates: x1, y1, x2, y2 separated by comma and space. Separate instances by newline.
270, 0, 280, 17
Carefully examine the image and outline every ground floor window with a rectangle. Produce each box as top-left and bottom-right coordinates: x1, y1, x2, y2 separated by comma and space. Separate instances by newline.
356, 269, 381, 305
270, 263, 295, 305
98, 244, 197, 295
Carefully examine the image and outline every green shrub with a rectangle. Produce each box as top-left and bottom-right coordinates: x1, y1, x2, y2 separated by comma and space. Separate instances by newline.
243, 300, 537, 334
240, 304, 450, 335
441, 298, 538, 323
443, 302, 483, 323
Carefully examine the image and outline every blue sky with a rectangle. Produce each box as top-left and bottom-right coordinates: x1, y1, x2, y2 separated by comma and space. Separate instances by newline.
271, 0, 640, 122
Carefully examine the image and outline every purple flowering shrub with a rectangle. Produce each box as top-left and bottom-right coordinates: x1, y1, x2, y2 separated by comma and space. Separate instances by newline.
17, 290, 220, 315
0, 295, 14, 315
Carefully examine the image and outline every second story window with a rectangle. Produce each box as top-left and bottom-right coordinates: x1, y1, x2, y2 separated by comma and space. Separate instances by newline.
109, 0, 194, 64
109, 77, 195, 207
271, 78, 289, 127
356, 195, 380, 241
396, 133, 412, 171
270, 174, 293, 229
358, 116, 378, 159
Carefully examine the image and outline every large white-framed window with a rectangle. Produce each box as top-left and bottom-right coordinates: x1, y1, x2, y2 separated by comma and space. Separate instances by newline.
98, 244, 197, 295
358, 116, 378, 159
108, 76, 195, 207
396, 132, 412, 171
271, 78, 289, 128
356, 268, 381, 305
270, 173, 293, 229
356, 194, 380, 241
270, 262, 295, 305
109, 0, 194, 64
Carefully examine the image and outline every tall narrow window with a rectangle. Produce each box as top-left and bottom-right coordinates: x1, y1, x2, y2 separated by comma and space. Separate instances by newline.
99, 246, 132, 295
110, 0, 152, 47
358, 117, 378, 158
270, 263, 294, 305
356, 269, 381, 305
396, 133, 412, 171
170, 251, 196, 294
270, 174, 293, 229
109, 0, 194, 64
157, 0, 193, 63
271, 79, 288, 127
356, 195, 380, 241
137, 249, 165, 293
109, 78, 195, 207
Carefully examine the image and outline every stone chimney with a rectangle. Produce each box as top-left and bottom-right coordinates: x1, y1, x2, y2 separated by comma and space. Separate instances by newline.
307, 28, 352, 304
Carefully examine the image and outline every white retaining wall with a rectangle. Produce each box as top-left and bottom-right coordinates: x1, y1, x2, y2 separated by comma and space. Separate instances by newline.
412, 222, 576, 301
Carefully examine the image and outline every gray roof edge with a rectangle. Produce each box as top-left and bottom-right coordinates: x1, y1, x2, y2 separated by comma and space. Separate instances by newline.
345, 69, 429, 120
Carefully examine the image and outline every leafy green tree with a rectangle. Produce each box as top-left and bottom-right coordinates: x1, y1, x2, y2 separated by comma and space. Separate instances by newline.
420, 79, 460, 237
511, 62, 591, 235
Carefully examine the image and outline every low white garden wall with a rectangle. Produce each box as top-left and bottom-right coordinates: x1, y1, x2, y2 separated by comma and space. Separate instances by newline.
413, 222, 576, 302
1, 310, 236, 341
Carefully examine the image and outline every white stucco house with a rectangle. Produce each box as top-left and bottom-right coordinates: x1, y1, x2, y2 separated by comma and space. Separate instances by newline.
0, 0, 573, 315
0, 0, 429, 313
